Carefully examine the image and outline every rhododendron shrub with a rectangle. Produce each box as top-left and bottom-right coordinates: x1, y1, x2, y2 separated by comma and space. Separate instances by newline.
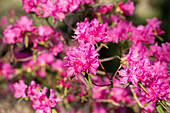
0, 0, 170, 113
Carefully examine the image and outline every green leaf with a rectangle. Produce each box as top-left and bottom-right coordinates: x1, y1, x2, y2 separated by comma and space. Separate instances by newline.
84, 77, 90, 86
33, 54, 37, 62
128, 32, 132, 37
156, 104, 165, 113
52, 109, 58, 113
88, 73, 95, 78
138, 82, 149, 94
88, 75, 93, 88
160, 100, 170, 112
83, 72, 93, 88
95, 43, 99, 48
165, 100, 170, 107
25, 96, 29, 101
124, 62, 130, 67
33, 66, 39, 70
17, 97, 23, 103
17, 3, 22, 6
25, 35, 29, 48
64, 88, 68, 96
98, 15, 103, 23
156, 35, 164, 42
101, 43, 109, 49
48, 16, 53, 25
144, 101, 152, 107
31, 14, 41, 28
82, 72, 85, 76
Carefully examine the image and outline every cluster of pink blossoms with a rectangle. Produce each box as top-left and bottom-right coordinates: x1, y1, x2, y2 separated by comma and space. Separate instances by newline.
3, 16, 64, 57
117, 0, 135, 16
0, 62, 15, 79
74, 18, 109, 44
22, 0, 95, 21
119, 42, 170, 102
3, 16, 35, 44
1, 0, 170, 112
13, 80, 59, 113
64, 42, 99, 77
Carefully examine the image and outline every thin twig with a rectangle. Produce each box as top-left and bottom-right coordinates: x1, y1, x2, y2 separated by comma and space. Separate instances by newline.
96, 99, 121, 107
96, 70, 112, 75
99, 56, 118, 62
92, 82, 111, 87
45, 18, 55, 30
63, 20, 75, 31
96, 44, 103, 52
98, 58, 110, 80
16, 50, 48, 62
113, 82, 131, 89
130, 85, 149, 113
94, 86, 108, 93
112, 63, 123, 80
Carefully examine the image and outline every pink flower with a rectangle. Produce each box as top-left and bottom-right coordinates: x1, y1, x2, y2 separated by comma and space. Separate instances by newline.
13, 80, 27, 98
149, 42, 170, 64
97, 4, 113, 14
16, 16, 35, 32
36, 68, 46, 78
22, 0, 36, 13
3, 25, 21, 44
108, 20, 130, 43
27, 81, 40, 100
21, 0, 95, 21
3, 16, 35, 44
51, 59, 65, 72
32, 87, 59, 113
146, 17, 164, 35
118, 0, 135, 16
36, 53, 55, 66
74, 18, 109, 44
38, 25, 54, 41
0, 16, 8, 26
79, 0, 95, 4
64, 42, 99, 77
0, 62, 15, 79
129, 24, 155, 45
146, 17, 162, 29
50, 42, 64, 56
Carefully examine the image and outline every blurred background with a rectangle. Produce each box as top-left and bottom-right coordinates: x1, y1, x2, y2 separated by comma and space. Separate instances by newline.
0, 0, 170, 41
0, 0, 169, 112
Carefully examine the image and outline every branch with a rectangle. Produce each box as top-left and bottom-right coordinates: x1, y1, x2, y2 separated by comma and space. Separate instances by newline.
63, 20, 75, 31
130, 85, 149, 112
113, 82, 131, 89
96, 44, 103, 52
96, 99, 121, 107
99, 56, 118, 62
98, 58, 110, 80
96, 70, 112, 75
112, 63, 123, 81
16, 50, 48, 62
92, 82, 111, 87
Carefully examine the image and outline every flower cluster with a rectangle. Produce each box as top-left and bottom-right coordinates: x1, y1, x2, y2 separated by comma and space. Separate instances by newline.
1, 0, 170, 112
22, 0, 95, 21
64, 42, 99, 77
119, 42, 170, 102
13, 80, 59, 113
108, 20, 131, 43
74, 18, 109, 44
3, 16, 35, 44
117, 0, 135, 16
0, 62, 15, 79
